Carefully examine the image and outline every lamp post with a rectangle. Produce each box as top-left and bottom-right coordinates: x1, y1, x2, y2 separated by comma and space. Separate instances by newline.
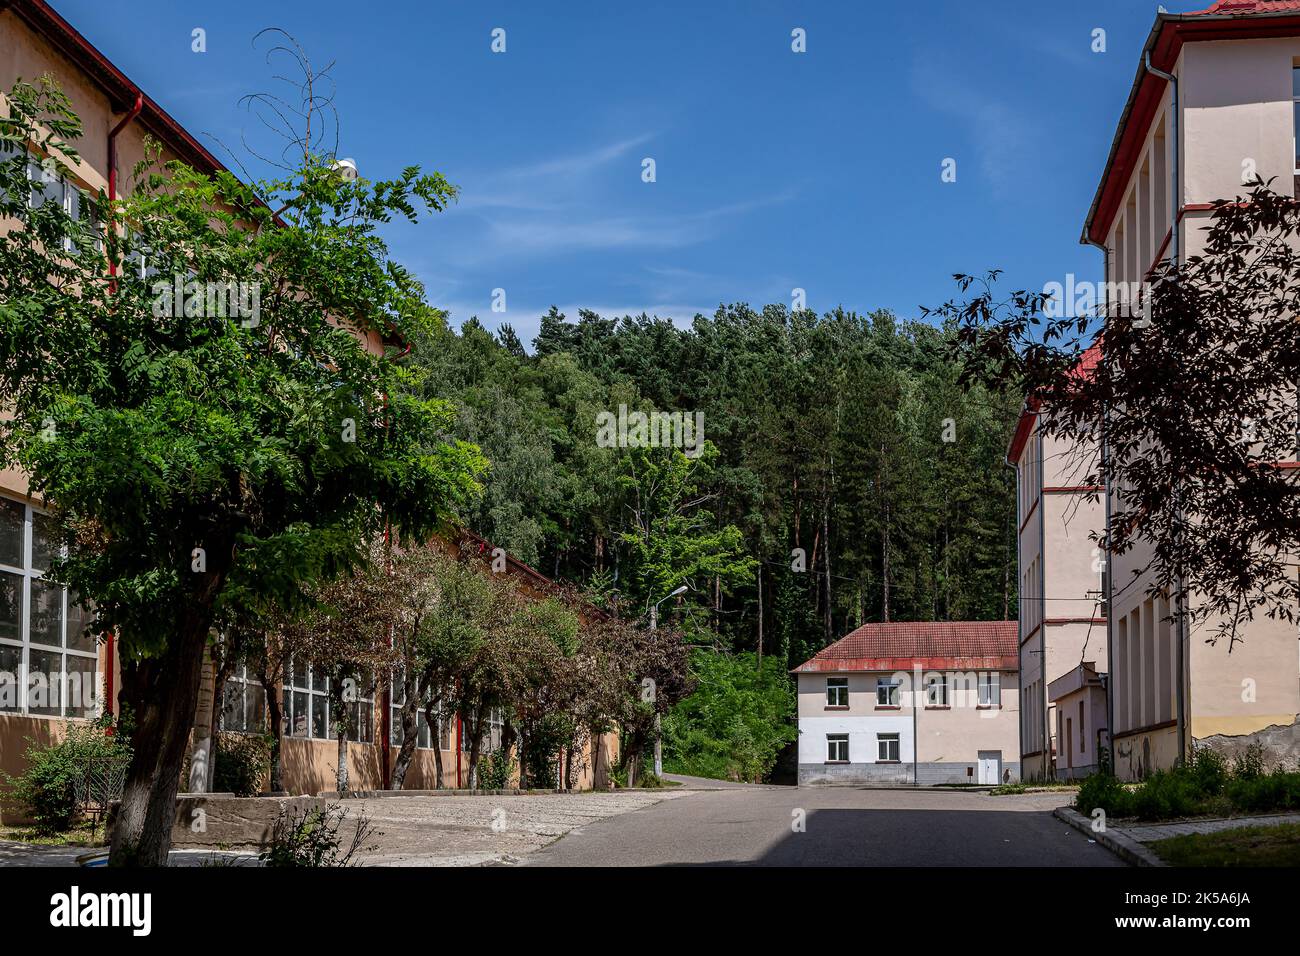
648, 585, 688, 778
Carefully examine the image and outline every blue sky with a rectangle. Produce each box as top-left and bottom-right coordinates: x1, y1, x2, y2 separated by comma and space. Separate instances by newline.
51, 0, 1209, 346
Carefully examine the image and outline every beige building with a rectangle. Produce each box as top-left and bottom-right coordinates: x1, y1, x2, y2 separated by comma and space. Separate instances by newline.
1007, 374, 1109, 781
0, 0, 615, 814
1076, 0, 1300, 778
793, 622, 1019, 786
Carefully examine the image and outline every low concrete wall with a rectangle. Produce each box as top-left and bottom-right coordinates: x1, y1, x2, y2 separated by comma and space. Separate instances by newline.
108, 794, 327, 849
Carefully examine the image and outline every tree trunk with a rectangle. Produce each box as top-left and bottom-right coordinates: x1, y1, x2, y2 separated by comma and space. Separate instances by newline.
424, 699, 444, 789
465, 704, 487, 789
109, 601, 219, 866
390, 672, 421, 790
264, 677, 284, 793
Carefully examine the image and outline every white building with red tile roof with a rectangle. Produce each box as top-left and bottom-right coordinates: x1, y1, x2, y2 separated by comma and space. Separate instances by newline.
792, 622, 1020, 786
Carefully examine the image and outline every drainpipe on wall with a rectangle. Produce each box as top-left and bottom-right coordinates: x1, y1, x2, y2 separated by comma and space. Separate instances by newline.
101, 93, 142, 719
1143, 51, 1188, 765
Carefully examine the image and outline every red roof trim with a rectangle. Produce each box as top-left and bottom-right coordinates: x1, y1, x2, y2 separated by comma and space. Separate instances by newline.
1084, 7, 1300, 245
3, 0, 228, 176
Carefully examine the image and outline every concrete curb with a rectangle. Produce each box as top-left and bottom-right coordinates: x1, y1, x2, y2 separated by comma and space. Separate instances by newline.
317, 787, 675, 798
1054, 806, 1165, 867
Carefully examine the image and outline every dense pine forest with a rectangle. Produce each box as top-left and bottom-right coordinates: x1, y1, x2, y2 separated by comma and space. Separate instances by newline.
405, 303, 1022, 778
409, 302, 1020, 660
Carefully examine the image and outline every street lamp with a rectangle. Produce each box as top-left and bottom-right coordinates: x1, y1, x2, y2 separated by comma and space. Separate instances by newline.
647, 584, 688, 778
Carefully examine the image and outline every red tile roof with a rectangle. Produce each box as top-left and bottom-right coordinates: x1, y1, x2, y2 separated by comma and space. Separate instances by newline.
1005, 339, 1102, 466
792, 621, 1018, 673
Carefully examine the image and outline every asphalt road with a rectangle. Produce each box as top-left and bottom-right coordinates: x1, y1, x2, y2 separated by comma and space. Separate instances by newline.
528, 786, 1126, 866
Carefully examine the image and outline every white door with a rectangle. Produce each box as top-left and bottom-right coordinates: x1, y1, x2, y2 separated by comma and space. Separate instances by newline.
977, 750, 1001, 785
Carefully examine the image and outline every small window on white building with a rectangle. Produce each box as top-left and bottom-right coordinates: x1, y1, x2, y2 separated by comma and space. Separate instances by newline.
978, 672, 1001, 707
826, 676, 848, 707
926, 674, 950, 707
876, 677, 901, 706
877, 733, 900, 762
827, 734, 849, 763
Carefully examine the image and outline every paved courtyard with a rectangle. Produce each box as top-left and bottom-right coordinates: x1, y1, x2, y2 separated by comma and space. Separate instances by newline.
1, 785, 1124, 866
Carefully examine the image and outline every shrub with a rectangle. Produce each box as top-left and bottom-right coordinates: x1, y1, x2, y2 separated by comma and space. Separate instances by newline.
1074, 772, 1133, 818
1187, 746, 1230, 796
1131, 769, 1202, 820
1225, 770, 1300, 814
260, 803, 377, 867
476, 747, 516, 791
1, 716, 131, 835
212, 732, 270, 797
1231, 742, 1268, 781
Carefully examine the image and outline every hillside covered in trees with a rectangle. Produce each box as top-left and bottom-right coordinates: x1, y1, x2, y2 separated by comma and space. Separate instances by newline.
405, 304, 1021, 778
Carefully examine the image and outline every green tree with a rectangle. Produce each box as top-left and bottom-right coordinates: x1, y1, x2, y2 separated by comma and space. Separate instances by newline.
0, 79, 483, 864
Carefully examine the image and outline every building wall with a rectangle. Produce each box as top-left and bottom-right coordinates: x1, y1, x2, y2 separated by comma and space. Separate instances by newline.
796, 671, 1019, 786
1014, 423, 1106, 780
1100, 36, 1300, 778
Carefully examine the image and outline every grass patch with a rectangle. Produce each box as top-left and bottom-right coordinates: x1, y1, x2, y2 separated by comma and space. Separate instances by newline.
0, 820, 106, 847
1149, 823, 1300, 867
991, 781, 1080, 795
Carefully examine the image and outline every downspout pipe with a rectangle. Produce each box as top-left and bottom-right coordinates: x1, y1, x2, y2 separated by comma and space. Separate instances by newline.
1006, 458, 1023, 780
1143, 51, 1188, 764
101, 93, 142, 720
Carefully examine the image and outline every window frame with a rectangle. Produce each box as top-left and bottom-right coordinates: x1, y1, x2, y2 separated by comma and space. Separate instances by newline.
977, 672, 1001, 708
877, 733, 901, 763
875, 677, 901, 707
220, 663, 266, 735
283, 660, 330, 740
826, 733, 849, 763
926, 674, 950, 708
825, 676, 849, 708
0, 495, 99, 720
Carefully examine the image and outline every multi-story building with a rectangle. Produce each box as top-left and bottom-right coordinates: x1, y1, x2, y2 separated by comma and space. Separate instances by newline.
1077, 0, 1300, 778
0, 0, 615, 812
793, 621, 1020, 786
1007, 353, 1108, 782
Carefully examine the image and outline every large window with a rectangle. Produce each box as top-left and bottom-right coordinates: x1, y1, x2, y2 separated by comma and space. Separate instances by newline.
1293, 64, 1300, 176
0, 497, 98, 719
877, 733, 901, 762
875, 677, 901, 706
221, 663, 266, 734
389, 671, 434, 750
284, 660, 330, 740
825, 676, 848, 707
826, 734, 849, 763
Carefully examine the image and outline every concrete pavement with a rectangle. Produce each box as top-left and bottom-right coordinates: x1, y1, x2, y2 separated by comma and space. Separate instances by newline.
528, 786, 1126, 866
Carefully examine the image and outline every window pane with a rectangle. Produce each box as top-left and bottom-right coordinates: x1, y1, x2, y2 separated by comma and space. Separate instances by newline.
1295, 102, 1300, 170
419, 718, 431, 750
0, 643, 20, 712
292, 691, 309, 737
0, 571, 23, 643
246, 683, 265, 734
0, 500, 22, 568
29, 579, 63, 647
292, 658, 308, 688
27, 648, 61, 715
65, 655, 96, 718
310, 694, 328, 739
65, 593, 96, 652
222, 679, 243, 731
1293, 66, 1300, 98
31, 512, 56, 572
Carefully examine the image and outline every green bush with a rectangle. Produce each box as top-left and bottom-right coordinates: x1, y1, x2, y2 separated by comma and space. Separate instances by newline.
1131, 769, 1202, 820
476, 747, 516, 790
213, 732, 270, 797
1187, 746, 1229, 796
2, 716, 131, 835
1231, 742, 1267, 781
1074, 772, 1133, 818
1225, 770, 1300, 814
260, 803, 376, 867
